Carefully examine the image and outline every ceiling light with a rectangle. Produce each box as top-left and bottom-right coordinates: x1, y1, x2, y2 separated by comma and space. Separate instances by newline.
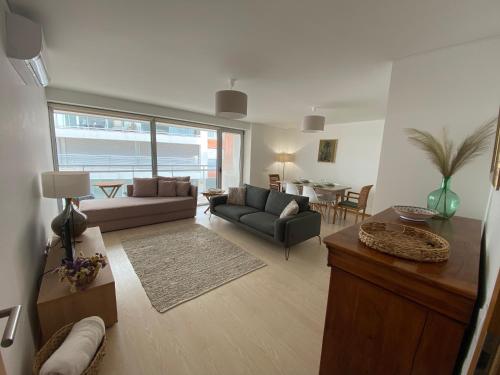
301, 107, 325, 132
215, 78, 247, 119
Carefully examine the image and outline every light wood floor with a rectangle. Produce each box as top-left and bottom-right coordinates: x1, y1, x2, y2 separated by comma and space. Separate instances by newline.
99, 206, 353, 375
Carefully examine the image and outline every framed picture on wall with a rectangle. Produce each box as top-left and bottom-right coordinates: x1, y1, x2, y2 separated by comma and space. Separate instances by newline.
491, 110, 500, 190
318, 139, 338, 163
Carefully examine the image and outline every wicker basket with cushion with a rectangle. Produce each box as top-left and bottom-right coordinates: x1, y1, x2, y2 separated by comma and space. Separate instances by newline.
359, 221, 450, 262
33, 323, 106, 375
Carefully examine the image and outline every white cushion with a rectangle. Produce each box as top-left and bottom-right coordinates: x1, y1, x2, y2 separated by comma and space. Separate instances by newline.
40, 316, 105, 375
280, 199, 299, 218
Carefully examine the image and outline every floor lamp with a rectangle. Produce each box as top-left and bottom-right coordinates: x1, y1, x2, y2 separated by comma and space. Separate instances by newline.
276, 153, 295, 181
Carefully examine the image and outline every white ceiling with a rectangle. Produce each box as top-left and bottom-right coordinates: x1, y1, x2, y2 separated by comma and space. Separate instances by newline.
10, 0, 500, 128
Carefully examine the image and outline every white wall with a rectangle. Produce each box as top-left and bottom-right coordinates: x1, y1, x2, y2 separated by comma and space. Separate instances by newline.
247, 123, 297, 188
292, 120, 385, 213
0, 5, 58, 374
374, 37, 500, 219
461, 187, 500, 373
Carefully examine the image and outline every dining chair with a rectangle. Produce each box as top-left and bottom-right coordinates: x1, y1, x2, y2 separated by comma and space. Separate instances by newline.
285, 182, 299, 195
302, 185, 330, 219
335, 185, 374, 224
269, 174, 281, 191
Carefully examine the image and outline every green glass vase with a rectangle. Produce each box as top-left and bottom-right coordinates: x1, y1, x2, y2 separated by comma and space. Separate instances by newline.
427, 176, 460, 219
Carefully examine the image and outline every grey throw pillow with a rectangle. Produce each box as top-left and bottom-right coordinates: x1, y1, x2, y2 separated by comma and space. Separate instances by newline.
279, 199, 299, 218
158, 180, 176, 197
133, 177, 158, 197
227, 187, 246, 205
176, 181, 191, 196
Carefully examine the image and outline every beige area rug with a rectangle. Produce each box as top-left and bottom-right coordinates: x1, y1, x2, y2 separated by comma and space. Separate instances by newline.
121, 224, 266, 312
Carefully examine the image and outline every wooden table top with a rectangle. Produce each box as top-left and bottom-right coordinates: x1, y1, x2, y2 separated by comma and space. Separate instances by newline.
38, 227, 115, 304
93, 181, 124, 187
323, 208, 481, 301
202, 191, 226, 197
281, 181, 351, 194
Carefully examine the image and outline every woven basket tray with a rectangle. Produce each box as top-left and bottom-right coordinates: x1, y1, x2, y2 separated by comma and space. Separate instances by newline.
359, 222, 450, 262
33, 323, 106, 375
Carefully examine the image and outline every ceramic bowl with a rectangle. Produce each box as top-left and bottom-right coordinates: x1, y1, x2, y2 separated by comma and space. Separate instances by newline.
392, 205, 438, 221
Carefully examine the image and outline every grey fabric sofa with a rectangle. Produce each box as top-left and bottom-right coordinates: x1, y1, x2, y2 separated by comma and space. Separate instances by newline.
210, 184, 321, 259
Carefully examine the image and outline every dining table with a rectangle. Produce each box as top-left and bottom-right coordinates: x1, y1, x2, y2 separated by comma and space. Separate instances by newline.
280, 181, 352, 223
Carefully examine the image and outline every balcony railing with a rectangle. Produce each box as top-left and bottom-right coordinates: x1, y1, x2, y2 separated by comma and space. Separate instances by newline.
58, 154, 200, 167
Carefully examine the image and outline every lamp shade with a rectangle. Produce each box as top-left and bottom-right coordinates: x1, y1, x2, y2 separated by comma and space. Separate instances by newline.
301, 115, 325, 132
215, 90, 248, 119
276, 153, 295, 163
41, 171, 90, 198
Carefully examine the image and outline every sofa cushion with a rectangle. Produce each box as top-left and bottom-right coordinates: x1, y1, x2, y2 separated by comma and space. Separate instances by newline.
126, 184, 134, 197
240, 212, 278, 237
213, 204, 259, 221
133, 177, 158, 197
158, 176, 190, 182
279, 199, 299, 218
264, 190, 309, 216
227, 187, 246, 205
80, 196, 195, 223
244, 184, 270, 210
158, 180, 176, 197
338, 200, 358, 208
176, 181, 191, 196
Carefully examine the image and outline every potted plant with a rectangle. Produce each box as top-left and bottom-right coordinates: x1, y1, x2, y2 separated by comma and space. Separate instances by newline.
406, 119, 496, 219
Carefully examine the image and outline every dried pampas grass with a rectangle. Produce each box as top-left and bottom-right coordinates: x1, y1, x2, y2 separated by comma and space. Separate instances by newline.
406, 119, 497, 177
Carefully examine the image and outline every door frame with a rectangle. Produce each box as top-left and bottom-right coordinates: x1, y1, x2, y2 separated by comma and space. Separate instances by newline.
218, 128, 244, 189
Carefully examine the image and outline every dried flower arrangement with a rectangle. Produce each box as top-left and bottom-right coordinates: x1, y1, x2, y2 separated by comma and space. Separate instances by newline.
56, 253, 107, 292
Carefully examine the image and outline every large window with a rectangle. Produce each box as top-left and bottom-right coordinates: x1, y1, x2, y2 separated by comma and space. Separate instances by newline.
53, 110, 152, 198
49, 105, 243, 203
156, 121, 218, 194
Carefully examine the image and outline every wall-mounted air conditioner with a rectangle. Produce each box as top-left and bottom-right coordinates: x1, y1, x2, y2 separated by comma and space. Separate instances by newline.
6, 12, 49, 87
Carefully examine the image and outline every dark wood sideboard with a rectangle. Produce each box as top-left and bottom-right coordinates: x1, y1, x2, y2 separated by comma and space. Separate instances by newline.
320, 208, 481, 375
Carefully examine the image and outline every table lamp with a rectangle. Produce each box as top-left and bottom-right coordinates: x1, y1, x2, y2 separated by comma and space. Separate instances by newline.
41, 171, 90, 240
276, 153, 295, 181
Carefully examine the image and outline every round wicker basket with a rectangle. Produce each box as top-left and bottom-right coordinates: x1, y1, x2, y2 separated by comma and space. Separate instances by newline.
359, 221, 450, 262
33, 323, 106, 375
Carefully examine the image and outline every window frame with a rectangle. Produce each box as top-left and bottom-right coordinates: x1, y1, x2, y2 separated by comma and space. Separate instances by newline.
47, 102, 244, 191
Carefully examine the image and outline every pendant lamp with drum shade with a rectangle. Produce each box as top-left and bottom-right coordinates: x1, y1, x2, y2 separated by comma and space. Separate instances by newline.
301, 106, 325, 133
215, 78, 248, 119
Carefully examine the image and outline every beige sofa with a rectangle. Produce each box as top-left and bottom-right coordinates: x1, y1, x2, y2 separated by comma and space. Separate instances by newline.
80, 184, 198, 232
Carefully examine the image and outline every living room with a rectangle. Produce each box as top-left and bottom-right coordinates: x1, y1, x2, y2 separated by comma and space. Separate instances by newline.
1, 1, 500, 374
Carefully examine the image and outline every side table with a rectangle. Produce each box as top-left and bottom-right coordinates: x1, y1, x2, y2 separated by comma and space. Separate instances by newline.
94, 181, 124, 198
202, 191, 226, 214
